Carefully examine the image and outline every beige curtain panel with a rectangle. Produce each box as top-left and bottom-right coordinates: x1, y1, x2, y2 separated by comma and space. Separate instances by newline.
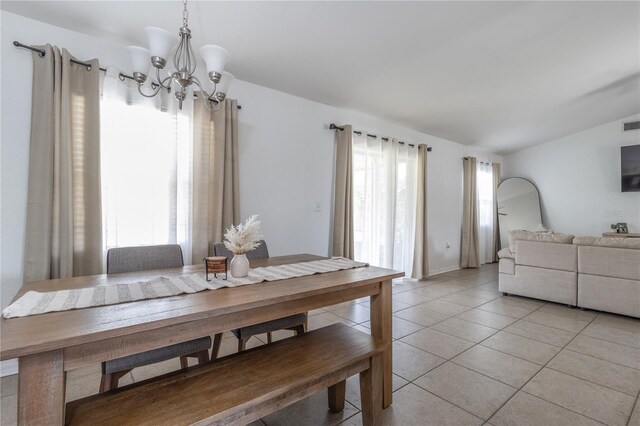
460, 157, 480, 268
191, 97, 240, 264
24, 45, 103, 282
332, 125, 354, 259
491, 162, 501, 262
412, 145, 429, 279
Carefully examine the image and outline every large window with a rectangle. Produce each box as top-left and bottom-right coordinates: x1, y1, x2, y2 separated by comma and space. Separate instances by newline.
352, 134, 417, 275
100, 71, 194, 261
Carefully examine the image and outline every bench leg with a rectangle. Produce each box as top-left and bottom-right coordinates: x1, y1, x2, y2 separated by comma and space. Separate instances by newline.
360, 354, 383, 426
196, 349, 210, 364
212, 333, 223, 360
180, 349, 210, 369
291, 324, 305, 336
238, 336, 250, 352
328, 380, 346, 412
180, 356, 189, 369
100, 370, 129, 392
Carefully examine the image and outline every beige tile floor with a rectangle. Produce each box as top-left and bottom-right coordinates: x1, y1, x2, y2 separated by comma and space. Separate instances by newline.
2, 263, 639, 425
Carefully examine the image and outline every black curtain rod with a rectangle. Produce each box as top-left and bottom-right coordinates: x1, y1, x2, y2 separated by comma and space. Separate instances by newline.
13, 41, 242, 109
463, 157, 493, 165
14, 41, 108, 73
330, 122, 432, 151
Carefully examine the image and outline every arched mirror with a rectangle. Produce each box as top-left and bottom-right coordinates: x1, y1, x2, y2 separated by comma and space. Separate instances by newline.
497, 178, 543, 249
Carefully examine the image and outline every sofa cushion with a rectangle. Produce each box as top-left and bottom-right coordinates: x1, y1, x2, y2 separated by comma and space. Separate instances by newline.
508, 230, 575, 253
577, 245, 640, 281
499, 265, 577, 305
515, 240, 578, 272
574, 236, 640, 250
578, 274, 640, 318
497, 248, 514, 259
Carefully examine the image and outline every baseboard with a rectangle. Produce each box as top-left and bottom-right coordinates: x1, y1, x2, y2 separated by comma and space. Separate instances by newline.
0, 359, 18, 377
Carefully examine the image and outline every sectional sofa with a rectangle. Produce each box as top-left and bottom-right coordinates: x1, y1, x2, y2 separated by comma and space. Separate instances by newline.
498, 231, 640, 318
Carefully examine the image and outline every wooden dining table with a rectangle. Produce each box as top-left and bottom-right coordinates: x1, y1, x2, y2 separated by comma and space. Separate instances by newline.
0, 254, 403, 425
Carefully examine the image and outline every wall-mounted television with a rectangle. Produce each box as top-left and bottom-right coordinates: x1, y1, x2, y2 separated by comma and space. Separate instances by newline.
621, 144, 640, 192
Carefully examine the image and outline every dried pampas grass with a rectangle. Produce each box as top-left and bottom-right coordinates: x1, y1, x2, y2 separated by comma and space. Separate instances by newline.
224, 215, 262, 254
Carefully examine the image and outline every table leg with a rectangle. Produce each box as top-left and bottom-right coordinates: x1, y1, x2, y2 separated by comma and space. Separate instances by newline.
370, 279, 392, 408
18, 350, 66, 425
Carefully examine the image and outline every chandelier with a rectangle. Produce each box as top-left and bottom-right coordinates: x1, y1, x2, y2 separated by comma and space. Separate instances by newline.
126, 0, 233, 110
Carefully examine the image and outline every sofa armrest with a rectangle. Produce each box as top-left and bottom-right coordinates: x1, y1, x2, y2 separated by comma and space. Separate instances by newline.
515, 240, 577, 272
497, 248, 514, 259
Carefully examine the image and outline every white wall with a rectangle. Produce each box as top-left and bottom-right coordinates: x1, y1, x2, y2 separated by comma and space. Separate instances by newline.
1, 11, 501, 312
231, 80, 502, 274
503, 114, 640, 236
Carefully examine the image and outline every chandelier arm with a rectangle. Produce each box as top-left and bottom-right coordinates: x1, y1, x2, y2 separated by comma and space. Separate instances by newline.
154, 68, 173, 90
190, 76, 213, 99
136, 82, 164, 98
190, 76, 217, 111
200, 94, 214, 112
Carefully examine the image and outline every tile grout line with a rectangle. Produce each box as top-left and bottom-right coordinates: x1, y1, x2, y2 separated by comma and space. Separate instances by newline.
515, 315, 593, 334
328, 272, 506, 412
543, 364, 639, 398
489, 310, 614, 426
515, 389, 608, 426
557, 346, 640, 372
416, 387, 489, 423
626, 358, 640, 426
446, 302, 550, 389
459, 301, 633, 424
339, 295, 637, 426
627, 388, 640, 426
387, 270, 513, 421
392, 280, 540, 360
355, 269, 634, 426
482, 302, 595, 424
578, 330, 640, 351
340, 272, 502, 424
397, 301, 545, 392
344, 326, 626, 425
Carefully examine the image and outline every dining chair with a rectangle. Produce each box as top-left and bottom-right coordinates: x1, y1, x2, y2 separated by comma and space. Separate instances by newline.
212, 240, 308, 353
100, 244, 212, 392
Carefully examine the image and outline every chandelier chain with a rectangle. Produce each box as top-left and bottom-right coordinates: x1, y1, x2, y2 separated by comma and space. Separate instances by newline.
182, 0, 189, 27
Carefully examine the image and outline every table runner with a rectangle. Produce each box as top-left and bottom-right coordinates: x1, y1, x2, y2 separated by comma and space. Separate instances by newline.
3, 257, 367, 318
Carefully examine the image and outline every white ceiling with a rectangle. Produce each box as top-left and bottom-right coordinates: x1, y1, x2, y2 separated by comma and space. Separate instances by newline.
2, 1, 639, 154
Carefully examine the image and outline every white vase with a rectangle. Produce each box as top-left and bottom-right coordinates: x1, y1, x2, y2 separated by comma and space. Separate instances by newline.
230, 253, 250, 278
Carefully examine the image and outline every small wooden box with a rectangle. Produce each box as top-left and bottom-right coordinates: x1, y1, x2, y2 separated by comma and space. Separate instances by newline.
204, 256, 228, 281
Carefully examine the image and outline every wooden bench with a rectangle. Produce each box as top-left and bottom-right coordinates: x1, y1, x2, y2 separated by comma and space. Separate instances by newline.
66, 323, 386, 426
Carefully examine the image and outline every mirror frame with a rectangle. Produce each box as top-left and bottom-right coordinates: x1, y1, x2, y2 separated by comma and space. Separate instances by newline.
497, 177, 543, 249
